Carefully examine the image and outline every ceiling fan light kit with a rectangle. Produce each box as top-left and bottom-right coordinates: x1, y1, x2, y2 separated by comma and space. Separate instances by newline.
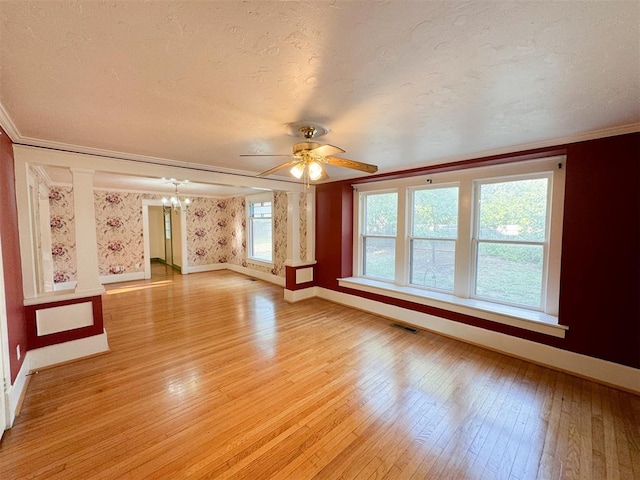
243, 122, 379, 184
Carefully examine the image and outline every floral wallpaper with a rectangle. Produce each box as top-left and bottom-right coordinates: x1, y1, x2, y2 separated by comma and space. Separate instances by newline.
300, 192, 307, 261
185, 191, 292, 277
226, 196, 246, 268
49, 186, 77, 284
94, 191, 159, 276
49, 187, 308, 283
271, 191, 288, 276
186, 197, 233, 266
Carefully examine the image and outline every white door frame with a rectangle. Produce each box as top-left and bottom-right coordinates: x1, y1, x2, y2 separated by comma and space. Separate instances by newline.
142, 200, 164, 280
0, 232, 11, 438
142, 200, 189, 279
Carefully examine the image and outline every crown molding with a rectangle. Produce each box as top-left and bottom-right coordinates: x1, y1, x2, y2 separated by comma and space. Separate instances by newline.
377, 122, 640, 177
2, 98, 638, 181
0, 102, 21, 141
14, 136, 258, 178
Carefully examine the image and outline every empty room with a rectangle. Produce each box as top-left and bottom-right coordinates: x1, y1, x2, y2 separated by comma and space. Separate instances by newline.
0, 1, 638, 479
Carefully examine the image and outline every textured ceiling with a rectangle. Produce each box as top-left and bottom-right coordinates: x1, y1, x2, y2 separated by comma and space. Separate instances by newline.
1, 1, 639, 185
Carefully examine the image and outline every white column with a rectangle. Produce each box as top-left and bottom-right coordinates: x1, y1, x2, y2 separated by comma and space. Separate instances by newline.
71, 168, 104, 294
285, 192, 301, 265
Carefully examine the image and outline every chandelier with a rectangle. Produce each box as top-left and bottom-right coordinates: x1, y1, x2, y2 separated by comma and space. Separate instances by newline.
162, 178, 191, 210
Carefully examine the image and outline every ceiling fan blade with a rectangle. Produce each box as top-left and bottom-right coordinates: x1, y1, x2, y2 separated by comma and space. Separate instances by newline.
257, 159, 300, 177
309, 144, 345, 157
325, 157, 378, 174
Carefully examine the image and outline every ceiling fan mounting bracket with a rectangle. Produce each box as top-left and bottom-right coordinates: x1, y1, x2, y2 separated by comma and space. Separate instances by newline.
286, 121, 329, 139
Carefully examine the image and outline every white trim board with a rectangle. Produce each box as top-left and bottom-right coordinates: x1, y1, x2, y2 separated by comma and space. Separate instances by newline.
188, 264, 227, 274
28, 330, 109, 372
187, 263, 285, 287
226, 263, 285, 287
284, 287, 316, 303
6, 354, 30, 428
100, 272, 145, 285
315, 287, 640, 394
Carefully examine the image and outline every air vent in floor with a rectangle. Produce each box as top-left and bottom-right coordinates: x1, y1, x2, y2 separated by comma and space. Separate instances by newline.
392, 323, 418, 334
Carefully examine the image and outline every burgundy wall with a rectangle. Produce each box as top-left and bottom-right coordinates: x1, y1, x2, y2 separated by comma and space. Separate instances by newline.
316, 182, 353, 286
315, 132, 640, 369
0, 127, 28, 383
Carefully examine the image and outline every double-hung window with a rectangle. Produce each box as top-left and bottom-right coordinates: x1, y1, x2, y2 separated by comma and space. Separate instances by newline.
350, 156, 565, 332
473, 174, 551, 309
409, 185, 459, 292
361, 191, 397, 281
247, 193, 273, 264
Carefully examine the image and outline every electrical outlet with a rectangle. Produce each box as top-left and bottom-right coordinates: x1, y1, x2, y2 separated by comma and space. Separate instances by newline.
16, 344, 21, 360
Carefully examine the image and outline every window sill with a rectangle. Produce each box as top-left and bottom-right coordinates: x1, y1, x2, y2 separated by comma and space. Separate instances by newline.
338, 277, 567, 338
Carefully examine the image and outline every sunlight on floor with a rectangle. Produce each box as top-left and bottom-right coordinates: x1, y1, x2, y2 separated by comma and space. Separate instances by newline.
105, 280, 174, 295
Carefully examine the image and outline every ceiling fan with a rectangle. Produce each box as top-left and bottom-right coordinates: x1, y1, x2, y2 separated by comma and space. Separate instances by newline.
241, 123, 378, 183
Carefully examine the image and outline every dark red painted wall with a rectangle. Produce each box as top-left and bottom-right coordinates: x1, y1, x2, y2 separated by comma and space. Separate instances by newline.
316, 182, 353, 287
315, 132, 640, 369
0, 128, 28, 383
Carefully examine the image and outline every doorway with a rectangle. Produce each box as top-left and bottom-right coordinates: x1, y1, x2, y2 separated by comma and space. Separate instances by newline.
143, 200, 188, 280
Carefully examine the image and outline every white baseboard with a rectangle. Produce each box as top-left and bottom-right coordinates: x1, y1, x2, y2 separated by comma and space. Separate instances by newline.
188, 263, 227, 274
284, 287, 317, 303
316, 287, 640, 394
99, 272, 145, 284
28, 329, 110, 371
226, 263, 285, 287
6, 355, 30, 427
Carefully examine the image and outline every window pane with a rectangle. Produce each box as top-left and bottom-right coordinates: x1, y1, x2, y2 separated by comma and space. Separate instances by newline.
251, 202, 272, 218
365, 192, 397, 235
251, 218, 272, 261
363, 237, 395, 280
477, 178, 548, 241
410, 239, 455, 291
475, 242, 543, 307
412, 187, 458, 238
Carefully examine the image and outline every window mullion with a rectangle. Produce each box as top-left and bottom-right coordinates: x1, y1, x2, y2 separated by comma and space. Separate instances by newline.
454, 179, 473, 298
546, 167, 564, 315
395, 186, 407, 286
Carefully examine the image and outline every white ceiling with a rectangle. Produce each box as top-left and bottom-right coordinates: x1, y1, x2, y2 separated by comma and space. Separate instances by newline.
1, 1, 639, 191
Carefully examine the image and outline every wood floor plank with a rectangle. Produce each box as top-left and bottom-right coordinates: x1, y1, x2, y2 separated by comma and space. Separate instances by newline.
0, 266, 638, 479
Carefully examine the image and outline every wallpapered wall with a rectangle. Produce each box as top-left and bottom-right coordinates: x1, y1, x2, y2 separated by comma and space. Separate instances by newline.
95, 191, 159, 275
49, 186, 77, 283
49, 188, 303, 283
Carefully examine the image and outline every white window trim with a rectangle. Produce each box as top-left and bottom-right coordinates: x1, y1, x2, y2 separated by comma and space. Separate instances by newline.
246, 192, 274, 266
350, 156, 567, 336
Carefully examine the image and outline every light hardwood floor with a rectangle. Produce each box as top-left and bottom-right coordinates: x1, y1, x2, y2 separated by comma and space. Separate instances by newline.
1, 267, 639, 479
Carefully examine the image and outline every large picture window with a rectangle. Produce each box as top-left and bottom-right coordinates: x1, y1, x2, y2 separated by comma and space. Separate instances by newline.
247, 194, 273, 263
352, 156, 565, 322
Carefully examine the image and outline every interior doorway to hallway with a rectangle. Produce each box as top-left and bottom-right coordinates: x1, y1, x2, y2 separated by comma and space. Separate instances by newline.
143, 200, 188, 281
